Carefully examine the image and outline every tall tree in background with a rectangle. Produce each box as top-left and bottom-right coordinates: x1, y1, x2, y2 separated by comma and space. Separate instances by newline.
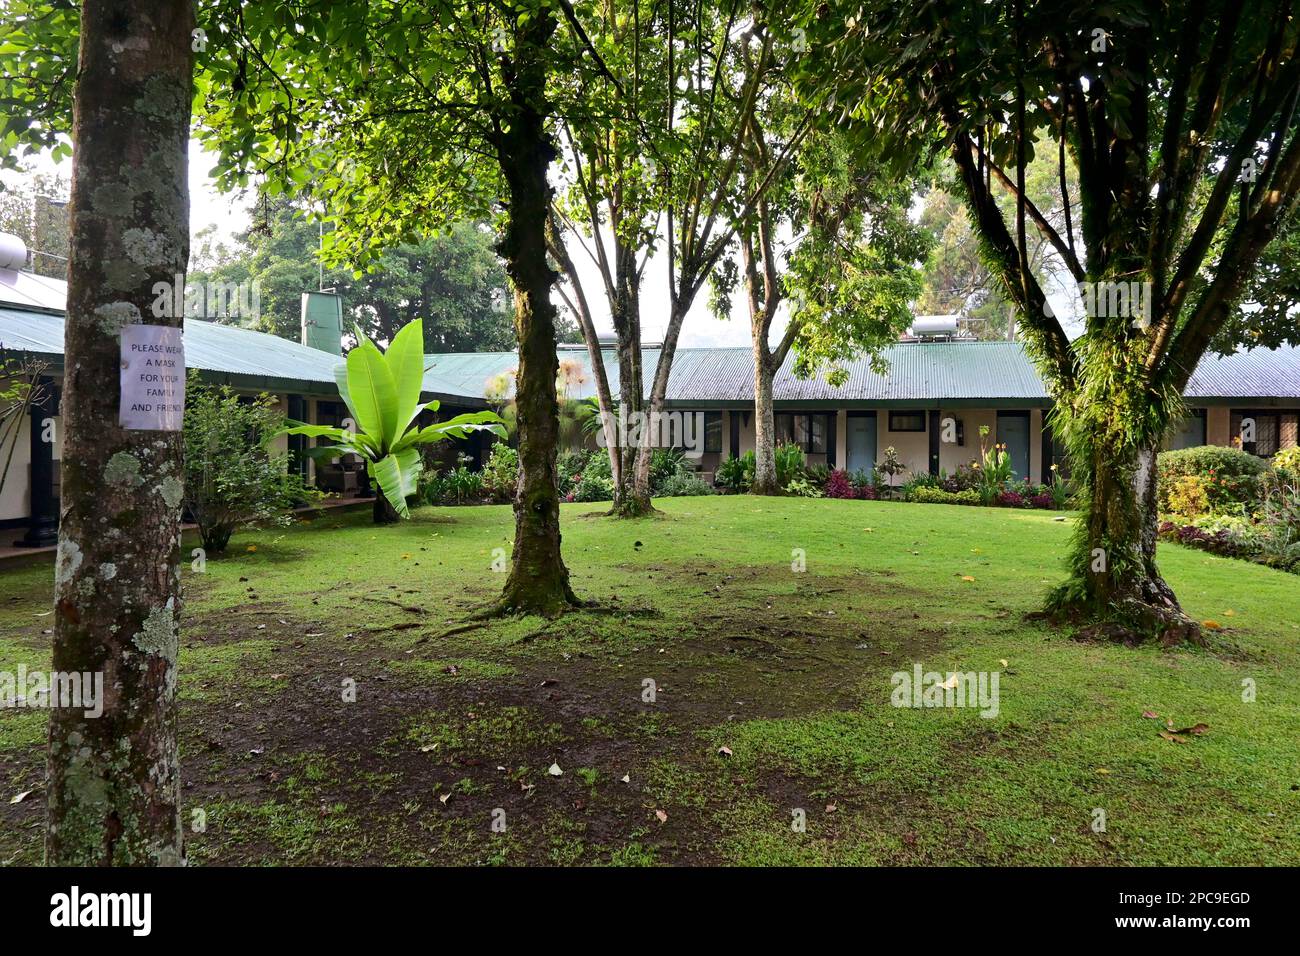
554, 0, 813, 515
3, 0, 193, 864
816, 0, 1300, 642
0, 169, 70, 279
717, 80, 928, 494
189, 192, 525, 351
196, 0, 594, 615
916, 151, 1079, 340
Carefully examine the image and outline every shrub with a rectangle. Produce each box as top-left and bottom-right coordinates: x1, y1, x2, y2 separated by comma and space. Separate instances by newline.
444, 454, 483, 503
657, 472, 714, 497
557, 449, 594, 497
824, 468, 857, 499
648, 448, 690, 492
1272, 446, 1300, 486
572, 474, 615, 502
183, 377, 317, 553
908, 486, 980, 505
1165, 473, 1210, 518
417, 470, 449, 506
1259, 478, 1300, 570
996, 489, 1027, 507
481, 442, 519, 503
716, 452, 754, 492
1158, 445, 1269, 514
805, 463, 831, 488
783, 475, 824, 498
941, 465, 981, 493
774, 442, 806, 486
1029, 490, 1054, 509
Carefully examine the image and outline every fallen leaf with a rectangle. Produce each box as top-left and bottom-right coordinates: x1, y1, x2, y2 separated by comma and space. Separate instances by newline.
1142, 711, 1160, 719
10, 790, 31, 805
999, 659, 1009, 667
548, 762, 563, 776
825, 803, 837, 813
1173, 723, 1210, 736
246, 545, 257, 552
1224, 609, 1236, 617
937, 673, 960, 690
655, 809, 668, 823
1159, 730, 1190, 744
620, 773, 631, 784
960, 575, 976, 582
717, 745, 733, 757
439, 792, 451, 805
1202, 620, 1222, 630
419, 744, 438, 753
1095, 767, 1110, 775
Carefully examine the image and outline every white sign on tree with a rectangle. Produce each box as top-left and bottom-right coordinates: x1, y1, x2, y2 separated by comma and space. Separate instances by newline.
119, 325, 185, 431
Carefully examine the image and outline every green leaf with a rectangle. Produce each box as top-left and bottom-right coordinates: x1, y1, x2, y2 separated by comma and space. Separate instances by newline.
384, 319, 427, 435
346, 335, 399, 448
368, 447, 422, 519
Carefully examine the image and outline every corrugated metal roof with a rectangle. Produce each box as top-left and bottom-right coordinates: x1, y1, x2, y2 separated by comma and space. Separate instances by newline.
0, 267, 66, 313
1184, 345, 1300, 399
429, 339, 1300, 404
4, 267, 1296, 404
0, 306, 345, 392
429, 342, 1055, 404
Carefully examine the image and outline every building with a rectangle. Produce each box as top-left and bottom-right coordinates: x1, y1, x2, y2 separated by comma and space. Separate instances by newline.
4, 245, 1298, 547
0, 256, 489, 548
424, 337, 1300, 482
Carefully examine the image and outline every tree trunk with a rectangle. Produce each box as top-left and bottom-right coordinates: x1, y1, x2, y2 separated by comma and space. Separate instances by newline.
372, 489, 400, 524
611, 296, 653, 517
492, 8, 578, 616
46, 0, 192, 866
1049, 423, 1200, 645
751, 352, 780, 495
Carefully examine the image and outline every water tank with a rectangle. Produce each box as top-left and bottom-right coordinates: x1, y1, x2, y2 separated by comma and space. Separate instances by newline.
301, 291, 344, 354
912, 314, 960, 337
0, 232, 28, 271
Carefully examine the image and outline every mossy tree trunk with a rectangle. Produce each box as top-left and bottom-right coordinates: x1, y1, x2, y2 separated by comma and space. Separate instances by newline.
46, 0, 193, 865
492, 8, 578, 616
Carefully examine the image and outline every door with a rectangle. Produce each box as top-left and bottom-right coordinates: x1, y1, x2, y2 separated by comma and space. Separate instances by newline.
997, 411, 1031, 483
846, 412, 877, 475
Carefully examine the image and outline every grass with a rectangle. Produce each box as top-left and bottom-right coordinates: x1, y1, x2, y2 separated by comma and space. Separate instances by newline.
1, 495, 1298, 866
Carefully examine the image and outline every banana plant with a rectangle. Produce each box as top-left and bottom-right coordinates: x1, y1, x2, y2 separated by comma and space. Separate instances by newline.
282, 319, 505, 520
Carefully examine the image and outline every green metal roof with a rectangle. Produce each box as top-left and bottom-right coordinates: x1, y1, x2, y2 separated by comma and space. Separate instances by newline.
0, 305, 346, 395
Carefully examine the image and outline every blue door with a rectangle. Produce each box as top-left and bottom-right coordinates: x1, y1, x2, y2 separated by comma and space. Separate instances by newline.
846, 413, 877, 476
997, 412, 1031, 482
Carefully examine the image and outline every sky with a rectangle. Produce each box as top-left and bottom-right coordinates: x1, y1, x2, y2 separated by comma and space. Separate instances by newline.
4, 139, 1084, 348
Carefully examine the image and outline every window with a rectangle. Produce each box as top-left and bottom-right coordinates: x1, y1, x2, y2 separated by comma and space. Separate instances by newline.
889, 411, 926, 432
1166, 409, 1206, 450
774, 413, 830, 453
703, 412, 722, 453
1233, 410, 1281, 457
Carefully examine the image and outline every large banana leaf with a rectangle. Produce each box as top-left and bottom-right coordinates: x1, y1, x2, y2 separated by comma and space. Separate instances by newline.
346, 336, 399, 447
395, 411, 506, 451
282, 421, 380, 457
384, 319, 427, 437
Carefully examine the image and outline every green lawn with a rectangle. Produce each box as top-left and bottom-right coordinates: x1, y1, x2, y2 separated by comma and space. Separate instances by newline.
2, 496, 1297, 865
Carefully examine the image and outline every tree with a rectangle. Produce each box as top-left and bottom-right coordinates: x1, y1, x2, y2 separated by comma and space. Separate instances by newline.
188, 192, 521, 351
815, 0, 1300, 641
552, 0, 814, 515
717, 99, 928, 494
195, 0, 595, 614
916, 151, 1080, 340
3, 0, 194, 864
0, 169, 70, 279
